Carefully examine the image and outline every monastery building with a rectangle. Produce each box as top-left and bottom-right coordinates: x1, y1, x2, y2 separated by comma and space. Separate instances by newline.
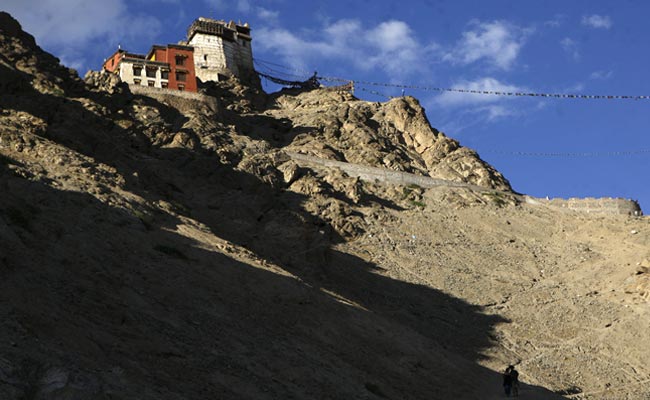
102, 17, 254, 93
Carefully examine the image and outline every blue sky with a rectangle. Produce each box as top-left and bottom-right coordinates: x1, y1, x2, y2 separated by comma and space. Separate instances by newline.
4, 0, 649, 211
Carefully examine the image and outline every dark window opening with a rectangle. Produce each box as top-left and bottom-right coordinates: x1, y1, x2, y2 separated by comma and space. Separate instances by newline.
133, 78, 141, 85
176, 71, 187, 82
161, 70, 169, 80
146, 68, 157, 78
148, 80, 155, 87
161, 82, 168, 88
133, 66, 142, 76
175, 55, 185, 66
178, 84, 185, 91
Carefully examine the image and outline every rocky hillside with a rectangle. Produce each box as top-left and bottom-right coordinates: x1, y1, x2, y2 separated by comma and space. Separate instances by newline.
1, 12, 649, 400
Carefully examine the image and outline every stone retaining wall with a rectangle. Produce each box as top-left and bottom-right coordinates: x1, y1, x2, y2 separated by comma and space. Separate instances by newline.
130, 85, 219, 114
524, 196, 642, 216
288, 152, 644, 216
287, 152, 484, 191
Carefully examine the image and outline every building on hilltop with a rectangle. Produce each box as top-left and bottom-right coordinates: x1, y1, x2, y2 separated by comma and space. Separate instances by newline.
103, 44, 198, 92
183, 17, 254, 82
101, 17, 254, 91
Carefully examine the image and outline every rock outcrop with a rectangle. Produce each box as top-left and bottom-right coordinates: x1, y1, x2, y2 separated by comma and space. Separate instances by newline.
270, 89, 511, 190
0, 12, 82, 97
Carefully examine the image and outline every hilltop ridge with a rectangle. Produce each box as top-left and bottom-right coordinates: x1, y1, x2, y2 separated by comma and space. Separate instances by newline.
1, 12, 649, 400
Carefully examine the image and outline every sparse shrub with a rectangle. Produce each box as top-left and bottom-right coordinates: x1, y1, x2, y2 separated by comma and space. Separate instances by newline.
401, 187, 413, 199
410, 200, 426, 208
154, 244, 188, 260
51, 88, 65, 97
3, 205, 38, 231
402, 183, 423, 200
5, 207, 31, 229
365, 382, 387, 398
132, 209, 154, 230
483, 191, 507, 207
556, 386, 582, 396
170, 200, 191, 215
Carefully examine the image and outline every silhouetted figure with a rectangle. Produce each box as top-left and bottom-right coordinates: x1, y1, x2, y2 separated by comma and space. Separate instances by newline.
503, 366, 513, 397
510, 365, 520, 397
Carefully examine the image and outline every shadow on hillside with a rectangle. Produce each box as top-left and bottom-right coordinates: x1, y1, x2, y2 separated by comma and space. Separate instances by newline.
0, 160, 565, 399
0, 72, 565, 399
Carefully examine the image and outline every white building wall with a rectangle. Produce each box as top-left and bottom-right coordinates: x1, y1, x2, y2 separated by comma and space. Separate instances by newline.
118, 61, 168, 88
119, 62, 135, 84
188, 31, 253, 82
189, 33, 228, 82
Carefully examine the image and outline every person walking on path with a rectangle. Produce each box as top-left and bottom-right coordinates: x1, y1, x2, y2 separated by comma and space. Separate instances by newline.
510, 365, 520, 397
503, 366, 513, 397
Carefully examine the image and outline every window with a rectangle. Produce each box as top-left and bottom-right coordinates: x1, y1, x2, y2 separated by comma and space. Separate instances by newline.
133, 78, 141, 85
146, 67, 156, 78
178, 84, 185, 91
161, 70, 169, 80
133, 66, 142, 76
203, 54, 208, 62
175, 55, 185, 66
176, 71, 187, 82
148, 80, 155, 87
161, 82, 168, 89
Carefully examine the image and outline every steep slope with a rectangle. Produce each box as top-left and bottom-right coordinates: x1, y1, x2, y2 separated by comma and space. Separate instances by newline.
1, 12, 649, 400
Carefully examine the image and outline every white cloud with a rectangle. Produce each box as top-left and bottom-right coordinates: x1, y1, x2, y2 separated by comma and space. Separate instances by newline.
255, 19, 437, 77
364, 21, 437, 75
257, 7, 280, 23
2, 0, 161, 49
203, 0, 228, 11
136, 0, 181, 4
476, 104, 517, 121
432, 77, 528, 127
581, 14, 612, 29
203, 0, 280, 25
436, 77, 527, 107
544, 14, 566, 28
237, 0, 252, 12
58, 55, 86, 72
564, 82, 585, 92
589, 70, 613, 80
443, 20, 530, 70
560, 37, 580, 61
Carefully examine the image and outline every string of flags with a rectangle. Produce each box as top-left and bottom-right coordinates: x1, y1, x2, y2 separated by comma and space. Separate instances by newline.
253, 59, 311, 81
253, 59, 650, 101
318, 75, 650, 101
356, 86, 392, 99
253, 58, 314, 79
480, 149, 650, 157
256, 70, 320, 89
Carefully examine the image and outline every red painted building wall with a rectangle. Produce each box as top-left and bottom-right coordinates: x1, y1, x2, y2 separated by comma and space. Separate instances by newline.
103, 50, 124, 73
147, 45, 197, 92
102, 45, 198, 92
